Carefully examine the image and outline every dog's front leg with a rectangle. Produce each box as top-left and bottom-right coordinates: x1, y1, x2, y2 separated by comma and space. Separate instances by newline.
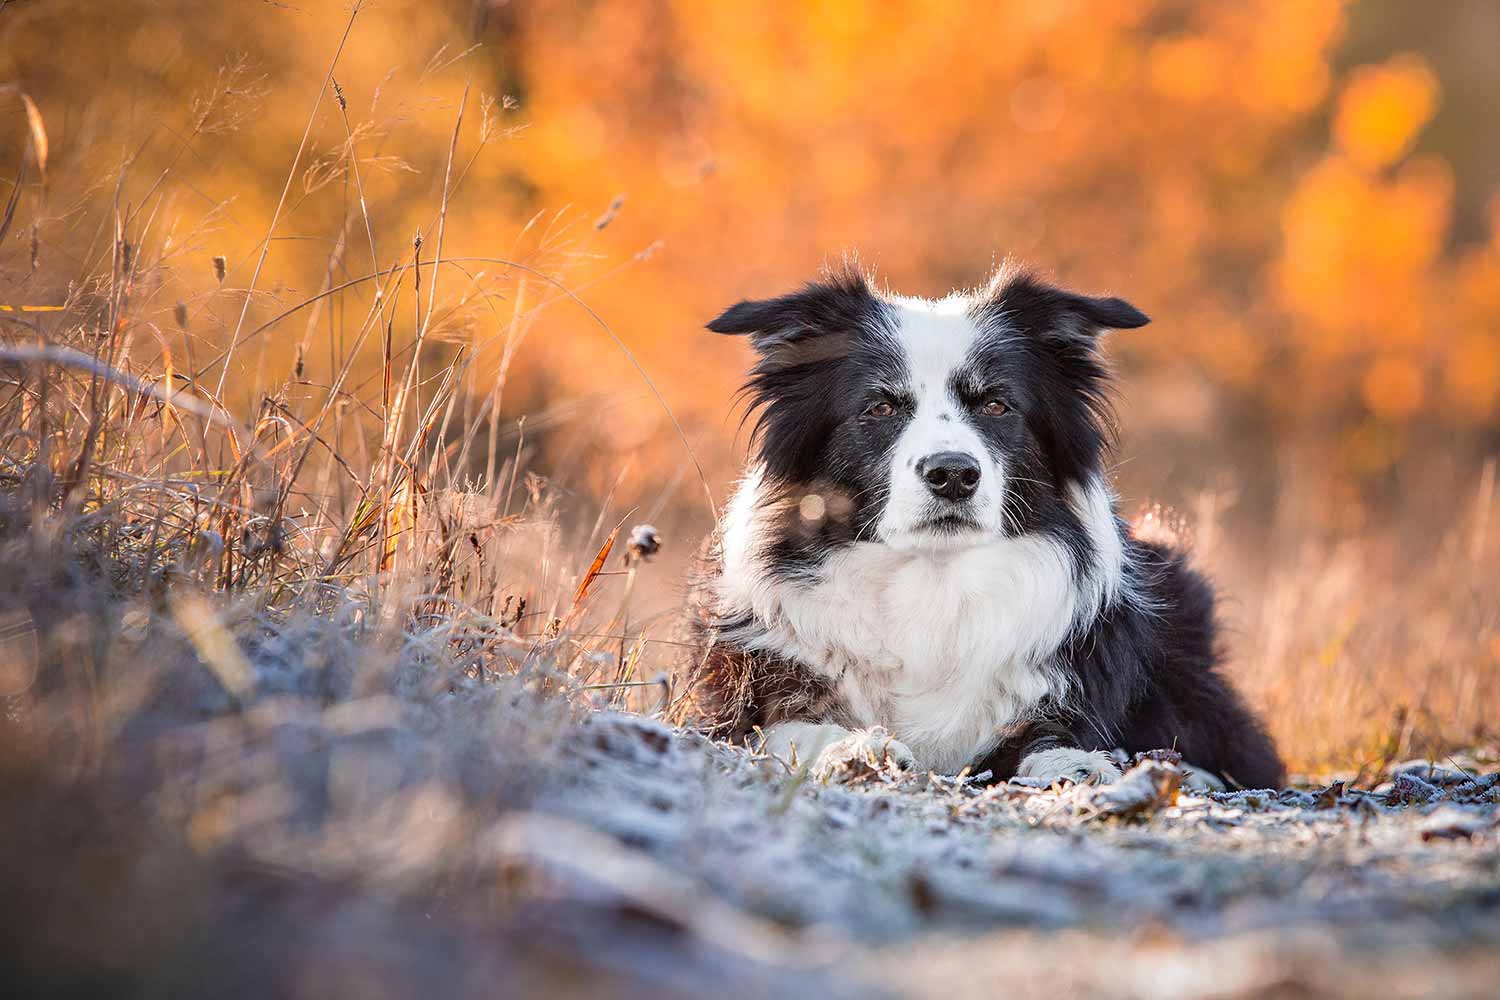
759, 721, 916, 780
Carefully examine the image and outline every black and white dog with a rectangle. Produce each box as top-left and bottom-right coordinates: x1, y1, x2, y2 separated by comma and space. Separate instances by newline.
687, 263, 1284, 791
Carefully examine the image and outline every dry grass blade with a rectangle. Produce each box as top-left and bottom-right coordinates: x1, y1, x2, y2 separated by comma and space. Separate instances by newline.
571, 523, 620, 614
0, 86, 47, 183
379, 468, 419, 574
0, 87, 38, 243
0, 154, 22, 246
19, 91, 48, 180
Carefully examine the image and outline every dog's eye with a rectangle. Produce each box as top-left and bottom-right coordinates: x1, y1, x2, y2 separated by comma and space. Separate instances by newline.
980, 399, 1008, 416
864, 400, 896, 418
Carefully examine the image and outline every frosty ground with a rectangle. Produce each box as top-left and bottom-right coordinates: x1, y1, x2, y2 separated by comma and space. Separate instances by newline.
8, 601, 1498, 1000
560, 714, 1500, 998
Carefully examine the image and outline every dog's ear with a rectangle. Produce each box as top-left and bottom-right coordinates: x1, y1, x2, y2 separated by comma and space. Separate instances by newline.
981, 268, 1148, 341
706, 297, 808, 350
979, 267, 1144, 487
1066, 293, 1149, 332
708, 270, 880, 366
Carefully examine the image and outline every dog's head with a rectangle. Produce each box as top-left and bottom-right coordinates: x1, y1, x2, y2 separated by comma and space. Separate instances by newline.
709, 264, 1147, 551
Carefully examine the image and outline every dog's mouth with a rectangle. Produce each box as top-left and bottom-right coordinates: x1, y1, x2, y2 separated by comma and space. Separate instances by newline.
915, 513, 981, 534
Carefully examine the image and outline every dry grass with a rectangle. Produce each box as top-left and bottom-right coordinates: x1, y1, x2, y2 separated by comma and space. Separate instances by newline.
1174, 466, 1500, 777
0, 42, 686, 731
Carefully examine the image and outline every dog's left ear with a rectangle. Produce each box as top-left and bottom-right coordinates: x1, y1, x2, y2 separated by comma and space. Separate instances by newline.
981, 269, 1146, 487
982, 269, 1149, 341
1065, 293, 1149, 332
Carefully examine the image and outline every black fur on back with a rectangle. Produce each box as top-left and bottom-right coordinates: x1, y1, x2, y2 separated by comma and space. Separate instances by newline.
971, 538, 1284, 789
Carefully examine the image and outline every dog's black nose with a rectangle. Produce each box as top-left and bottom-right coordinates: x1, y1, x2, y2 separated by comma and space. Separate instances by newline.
918, 451, 981, 501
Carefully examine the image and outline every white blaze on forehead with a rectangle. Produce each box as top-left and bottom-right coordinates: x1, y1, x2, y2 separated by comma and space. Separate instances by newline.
887, 295, 983, 410
877, 295, 1006, 543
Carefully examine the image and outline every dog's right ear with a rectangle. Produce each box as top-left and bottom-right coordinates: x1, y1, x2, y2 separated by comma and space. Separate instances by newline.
707, 271, 880, 366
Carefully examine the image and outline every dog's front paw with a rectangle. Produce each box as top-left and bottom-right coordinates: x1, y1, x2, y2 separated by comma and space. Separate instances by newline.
1016, 747, 1123, 787
812, 727, 916, 782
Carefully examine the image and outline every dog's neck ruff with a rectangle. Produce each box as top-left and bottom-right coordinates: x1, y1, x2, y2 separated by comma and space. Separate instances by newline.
715, 465, 1129, 772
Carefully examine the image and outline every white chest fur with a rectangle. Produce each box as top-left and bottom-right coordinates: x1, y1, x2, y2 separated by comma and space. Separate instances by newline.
716, 468, 1124, 773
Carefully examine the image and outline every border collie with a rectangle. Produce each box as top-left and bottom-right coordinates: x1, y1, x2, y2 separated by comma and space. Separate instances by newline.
686, 262, 1284, 791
